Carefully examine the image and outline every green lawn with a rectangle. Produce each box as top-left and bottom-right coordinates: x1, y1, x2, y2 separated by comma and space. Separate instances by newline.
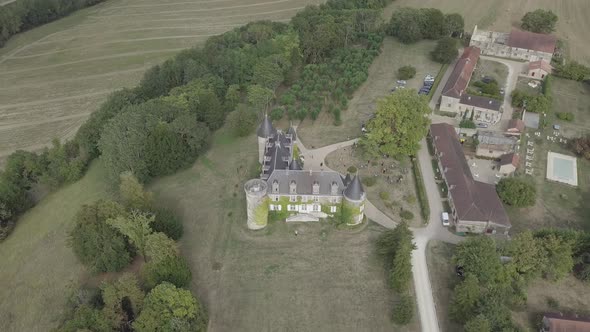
150, 128, 420, 331
0, 161, 110, 331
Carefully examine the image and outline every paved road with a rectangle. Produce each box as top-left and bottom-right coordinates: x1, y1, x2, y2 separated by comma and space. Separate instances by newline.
295, 128, 462, 332
480, 56, 525, 131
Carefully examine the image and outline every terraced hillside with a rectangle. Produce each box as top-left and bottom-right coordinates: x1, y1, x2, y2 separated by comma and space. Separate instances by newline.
0, 0, 322, 161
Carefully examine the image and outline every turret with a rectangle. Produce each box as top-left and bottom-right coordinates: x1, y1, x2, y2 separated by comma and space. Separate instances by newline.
257, 115, 276, 164
343, 175, 366, 225
244, 179, 269, 230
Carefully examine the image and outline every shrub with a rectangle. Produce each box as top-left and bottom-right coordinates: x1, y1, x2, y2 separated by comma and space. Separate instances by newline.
459, 119, 476, 129
270, 107, 284, 121
496, 177, 537, 207
142, 255, 192, 290
411, 158, 430, 222
362, 176, 377, 187
347, 166, 357, 174
379, 191, 390, 201
521, 9, 558, 34
399, 210, 414, 220
152, 209, 183, 240
398, 66, 416, 80
392, 293, 414, 325
546, 297, 560, 309
404, 195, 416, 204
431, 37, 458, 64
556, 112, 574, 121
572, 136, 590, 160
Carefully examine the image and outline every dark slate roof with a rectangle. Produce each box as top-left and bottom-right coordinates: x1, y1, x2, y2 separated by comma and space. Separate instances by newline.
430, 123, 510, 227
508, 29, 557, 53
261, 132, 292, 179
267, 170, 344, 195
342, 173, 352, 186
257, 115, 276, 138
289, 159, 302, 170
287, 126, 297, 142
442, 47, 480, 99
344, 175, 364, 201
460, 94, 501, 111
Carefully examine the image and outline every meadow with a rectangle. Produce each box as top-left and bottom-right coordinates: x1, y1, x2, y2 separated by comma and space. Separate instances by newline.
0, 0, 322, 161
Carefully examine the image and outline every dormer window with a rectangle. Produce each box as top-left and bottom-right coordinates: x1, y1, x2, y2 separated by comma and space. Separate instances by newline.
312, 181, 320, 195
272, 180, 279, 194
331, 181, 338, 195
289, 180, 297, 194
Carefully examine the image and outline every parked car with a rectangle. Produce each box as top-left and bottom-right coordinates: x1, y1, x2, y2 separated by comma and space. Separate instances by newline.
424, 80, 434, 86
476, 123, 489, 128
396, 80, 407, 85
441, 212, 450, 227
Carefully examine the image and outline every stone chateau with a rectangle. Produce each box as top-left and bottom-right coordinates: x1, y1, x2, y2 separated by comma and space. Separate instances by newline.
244, 116, 366, 230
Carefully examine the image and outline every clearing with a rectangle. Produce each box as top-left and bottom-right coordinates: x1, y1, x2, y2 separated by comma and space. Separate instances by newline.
296, 37, 441, 149
0, 0, 323, 161
150, 129, 420, 331
507, 78, 590, 233
0, 162, 110, 331
387, 0, 590, 66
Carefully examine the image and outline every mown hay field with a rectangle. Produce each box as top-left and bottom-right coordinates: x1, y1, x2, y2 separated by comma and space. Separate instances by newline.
0, 0, 322, 161
387, 0, 590, 65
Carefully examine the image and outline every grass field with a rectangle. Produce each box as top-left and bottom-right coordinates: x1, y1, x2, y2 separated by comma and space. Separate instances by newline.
150, 129, 420, 331
0, 0, 323, 161
507, 78, 590, 233
0, 162, 111, 331
387, 0, 590, 66
297, 37, 440, 148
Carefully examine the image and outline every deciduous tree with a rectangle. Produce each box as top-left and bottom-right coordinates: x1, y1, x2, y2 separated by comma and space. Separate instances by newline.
450, 275, 481, 323
119, 171, 153, 211
431, 37, 458, 64
392, 293, 414, 325
464, 314, 491, 332
453, 236, 502, 284
101, 274, 145, 329
107, 211, 154, 259
496, 177, 537, 207
142, 255, 192, 290
361, 89, 430, 157
521, 9, 558, 34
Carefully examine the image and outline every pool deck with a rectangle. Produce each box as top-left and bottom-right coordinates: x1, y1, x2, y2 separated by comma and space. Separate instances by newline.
546, 152, 578, 186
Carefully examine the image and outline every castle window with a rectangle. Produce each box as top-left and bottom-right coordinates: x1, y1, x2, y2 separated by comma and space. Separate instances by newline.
273, 196, 279, 202
276, 205, 282, 211
269, 205, 275, 211
301, 196, 308, 202
312, 181, 320, 195
313, 205, 320, 212
289, 195, 297, 202
272, 180, 279, 194
313, 196, 320, 202
301, 204, 307, 211
330, 206, 337, 213
289, 180, 297, 194
287, 205, 296, 211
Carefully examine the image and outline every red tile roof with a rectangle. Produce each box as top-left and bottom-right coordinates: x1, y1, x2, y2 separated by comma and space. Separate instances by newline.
500, 153, 519, 167
529, 59, 553, 73
508, 29, 557, 53
507, 119, 525, 133
442, 47, 481, 99
543, 313, 590, 332
430, 123, 510, 227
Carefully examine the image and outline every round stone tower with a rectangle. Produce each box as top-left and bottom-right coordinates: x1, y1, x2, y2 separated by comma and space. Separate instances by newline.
244, 179, 269, 230
343, 175, 366, 225
256, 115, 276, 164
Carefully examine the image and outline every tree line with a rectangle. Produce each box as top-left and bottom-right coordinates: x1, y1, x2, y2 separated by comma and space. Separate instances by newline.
59, 172, 205, 331
0, 0, 106, 47
1, 1, 393, 240
449, 229, 590, 331
376, 221, 417, 325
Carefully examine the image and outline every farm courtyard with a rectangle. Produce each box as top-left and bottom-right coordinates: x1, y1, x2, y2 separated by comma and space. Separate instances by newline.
0, 0, 323, 161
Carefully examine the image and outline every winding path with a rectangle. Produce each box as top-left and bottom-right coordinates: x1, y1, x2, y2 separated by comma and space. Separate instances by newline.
295, 128, 463, 332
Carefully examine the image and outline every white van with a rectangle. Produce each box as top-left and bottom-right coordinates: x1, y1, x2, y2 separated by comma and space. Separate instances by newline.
441, 212, 450, 227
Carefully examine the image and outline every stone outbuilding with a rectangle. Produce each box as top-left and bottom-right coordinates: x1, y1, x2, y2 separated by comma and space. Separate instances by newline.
527, 60, 553, 79
506, 119, 525, 136
476, 131, 518, 158
499, 153, 519, 175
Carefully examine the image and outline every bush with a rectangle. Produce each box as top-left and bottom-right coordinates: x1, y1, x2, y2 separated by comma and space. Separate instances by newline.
554, 61, 590, 81
362, 176, 377, 187
404, 195, 416, 204
411, 158, 430, 222
398, 66, 417, 80
399, 210, 414, 220
347, 166, 357, 174
270, 107, 284, 121
459, 119, 476, 129
152, 209, 183, 240
496, 177, 537, 207
556, 112, 574, 121
226, 105, 258, 137
392, 293, 415, 325
572, 136, 590, 160
142, 255, 192, 290
431, 37, 458, 64
521, 9, 558, 34
379, 191, 390, 201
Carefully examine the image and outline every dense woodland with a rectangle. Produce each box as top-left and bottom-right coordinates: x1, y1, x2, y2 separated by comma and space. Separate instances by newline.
0, 0, 107, 47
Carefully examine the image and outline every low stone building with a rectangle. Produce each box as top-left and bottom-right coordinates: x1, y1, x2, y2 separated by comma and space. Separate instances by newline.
245, 116, 366, 230
430, 123, 510, 235
527, 60, 553, 79
476, 131, 518, 158
499, 153, 519, 175
540, 313, 590, 332
470, 25, 557, 63
459, 95, 502, 125
506, 119, 525, 136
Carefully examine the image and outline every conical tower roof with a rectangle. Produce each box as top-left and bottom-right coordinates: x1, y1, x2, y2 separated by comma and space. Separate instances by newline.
289, 159, 302, 170
257, 114, 276, 138
343, 173, 352, 186
344, 175, 364, 201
